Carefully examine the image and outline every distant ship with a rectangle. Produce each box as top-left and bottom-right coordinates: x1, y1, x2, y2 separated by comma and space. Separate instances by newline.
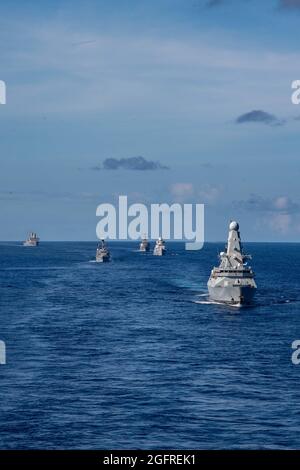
23, 232, 39, 247
207, 221, 256, 306
153, 237, 166, 256
139, 235, 150, 252
96, 240, 110, 263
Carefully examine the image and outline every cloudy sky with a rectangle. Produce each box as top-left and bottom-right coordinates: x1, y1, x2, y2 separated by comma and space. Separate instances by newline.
0, 0, 300, 241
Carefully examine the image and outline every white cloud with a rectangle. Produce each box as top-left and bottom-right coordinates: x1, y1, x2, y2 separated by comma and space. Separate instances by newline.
273, 196, 290, 211
169, 183, 221, 204
170, 183, 194, 200
198, 185, 221, 204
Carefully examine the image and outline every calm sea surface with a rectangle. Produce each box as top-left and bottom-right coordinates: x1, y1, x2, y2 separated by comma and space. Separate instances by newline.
1, 242, 300, 449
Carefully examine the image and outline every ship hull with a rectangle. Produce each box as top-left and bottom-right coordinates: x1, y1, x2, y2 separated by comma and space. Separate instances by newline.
140, 246, 149, 252
153, 249, 165, 256
208, 284, 256, 306
96, 256, 110, 263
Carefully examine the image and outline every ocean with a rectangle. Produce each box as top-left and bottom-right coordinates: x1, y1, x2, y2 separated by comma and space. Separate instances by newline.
0, 241, 300, 449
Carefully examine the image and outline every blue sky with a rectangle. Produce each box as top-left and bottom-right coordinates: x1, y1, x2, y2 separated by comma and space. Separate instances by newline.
1, 0, 300, 241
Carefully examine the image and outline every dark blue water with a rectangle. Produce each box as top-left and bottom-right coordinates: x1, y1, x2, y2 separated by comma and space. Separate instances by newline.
1, 242, 300, 449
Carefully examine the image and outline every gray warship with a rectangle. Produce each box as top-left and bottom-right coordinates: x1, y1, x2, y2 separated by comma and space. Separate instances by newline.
23, 232, 39, 247
207, 221, 256, 306
96, 240, 110, 263
153, 237, 166, 256
139, 235, 150, 252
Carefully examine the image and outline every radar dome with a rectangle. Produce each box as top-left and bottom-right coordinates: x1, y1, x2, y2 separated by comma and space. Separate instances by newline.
229, 221, 239, 231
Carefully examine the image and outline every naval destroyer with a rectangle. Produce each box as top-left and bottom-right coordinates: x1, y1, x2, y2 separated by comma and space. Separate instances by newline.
96, 240, 110, 263
23, 232, 40, 246
207, 221, 256, 305
153, 237, 166, 256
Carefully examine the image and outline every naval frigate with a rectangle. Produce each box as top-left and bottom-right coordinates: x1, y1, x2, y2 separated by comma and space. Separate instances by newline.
139, 235, 150, 252
96, 240, 111, 263
207, 221, 256, 306
23, 232, 40, 246
153, 237, 166, 256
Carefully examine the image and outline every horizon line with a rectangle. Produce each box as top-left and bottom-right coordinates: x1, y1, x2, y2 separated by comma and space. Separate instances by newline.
1, 240, 299, 244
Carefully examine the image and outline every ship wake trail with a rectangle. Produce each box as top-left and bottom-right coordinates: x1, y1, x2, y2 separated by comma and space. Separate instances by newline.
194, 299, 248, 308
